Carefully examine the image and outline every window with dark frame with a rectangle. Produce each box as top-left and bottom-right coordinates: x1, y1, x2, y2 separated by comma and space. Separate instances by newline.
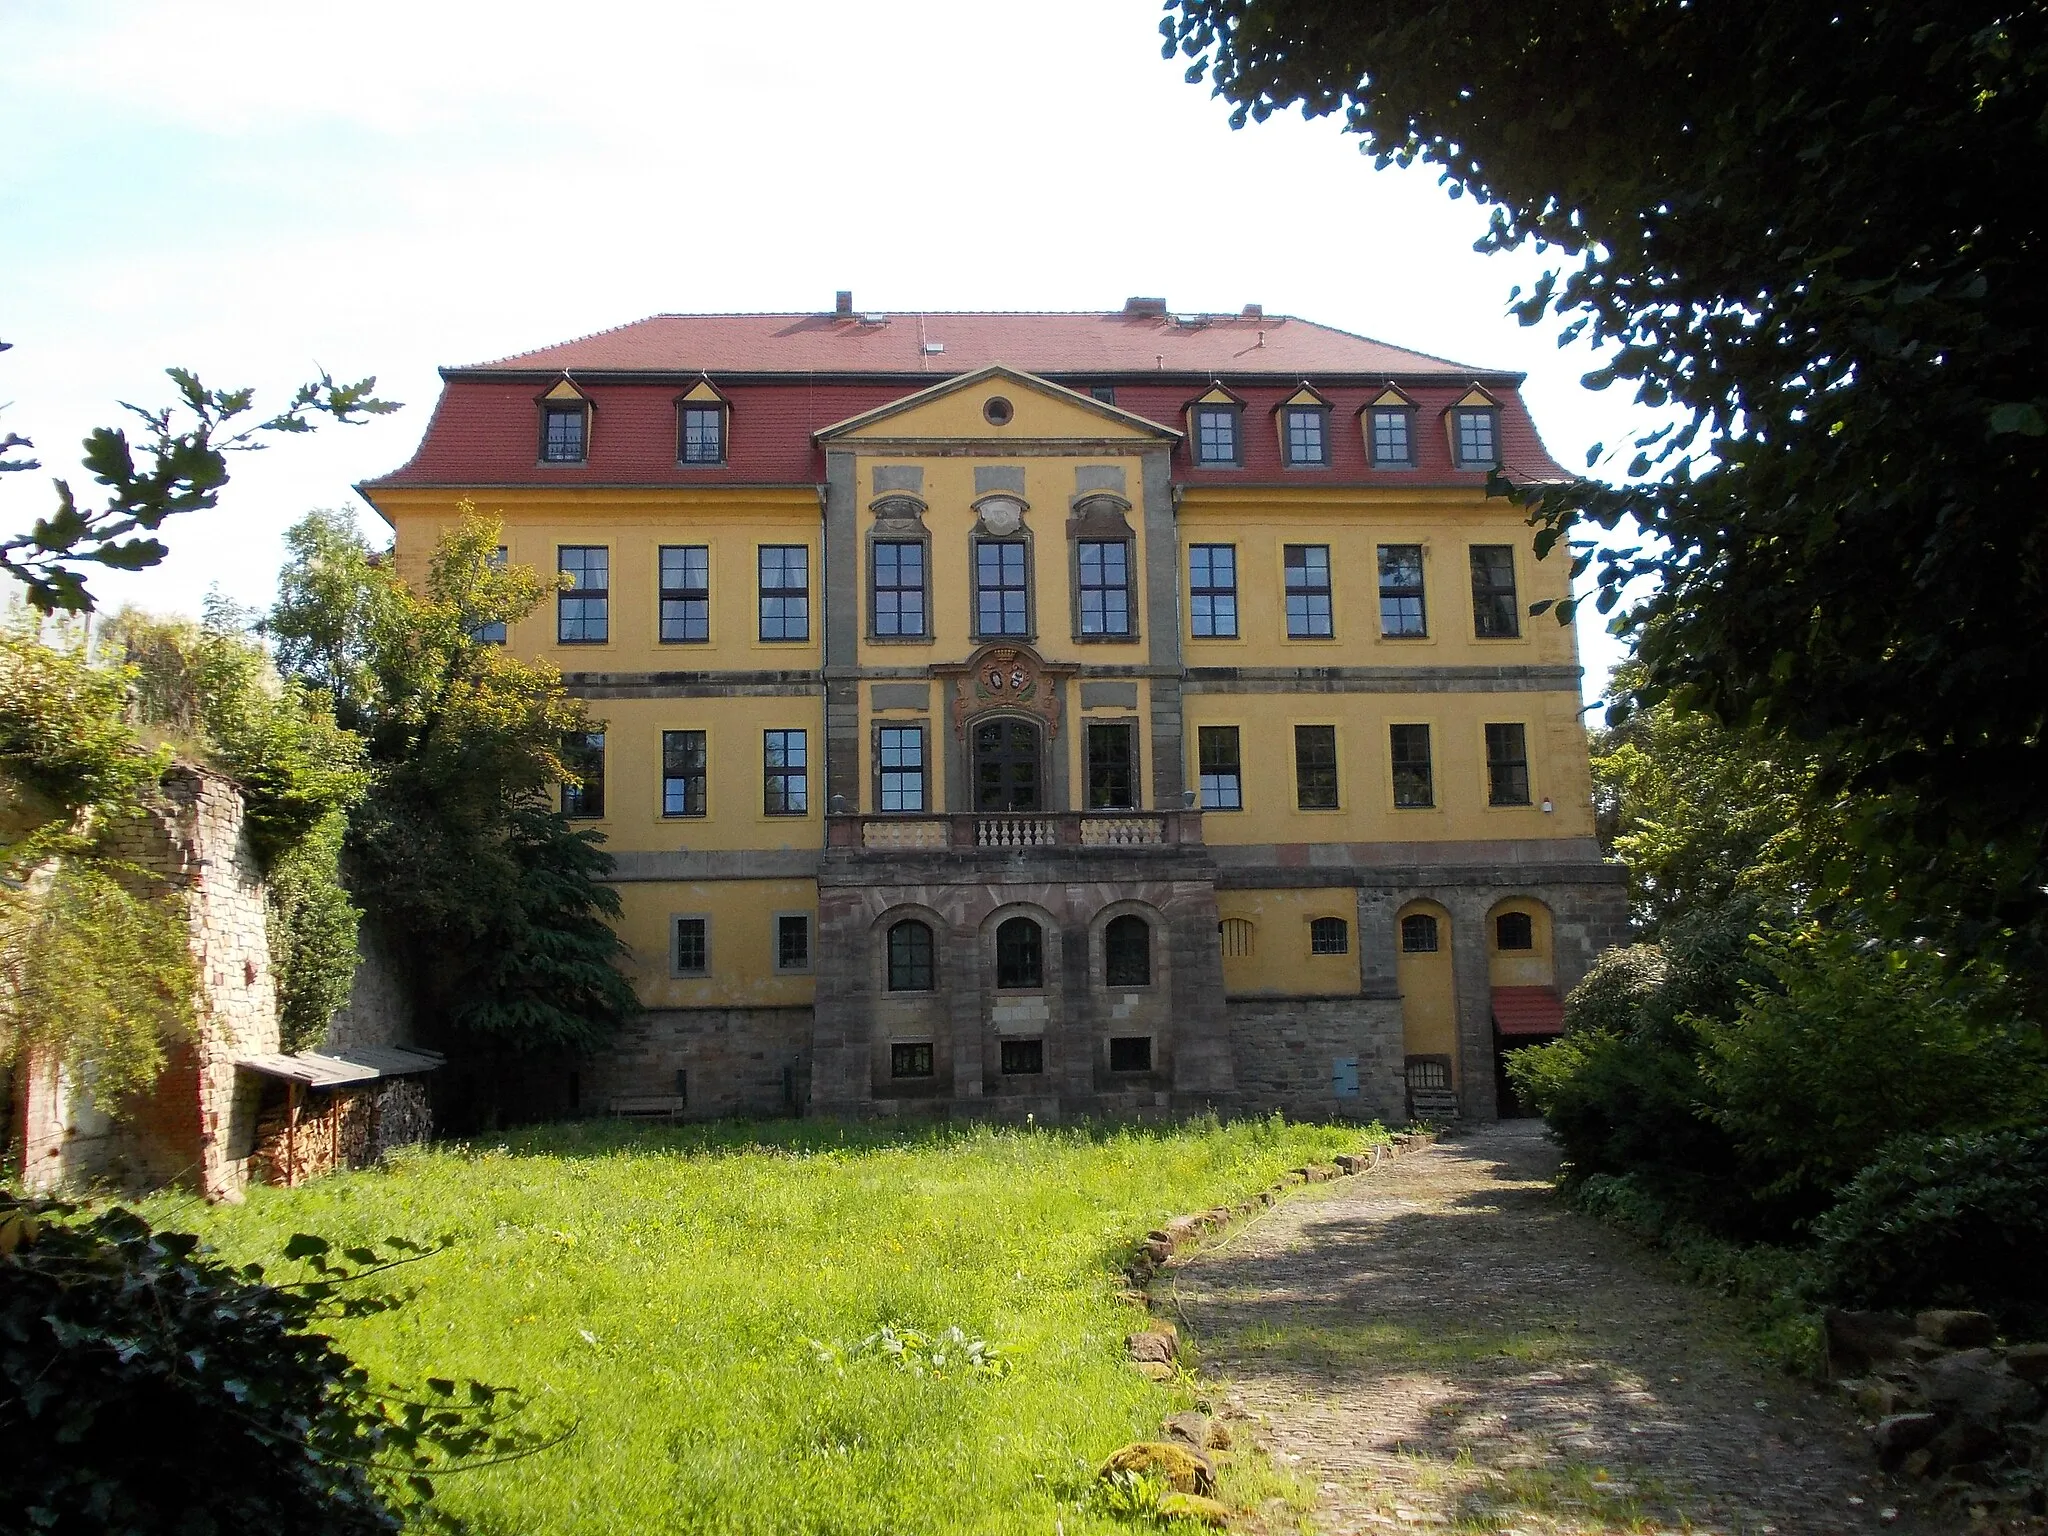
1496, 911, 1535, 951
1109, 1036, 1152, 1073
1486, 722, 1532, 806
1285, 407, 1328, 466
1310, 916, 1349, 955
1469, 545, 1520, 638
1000, 1037, 1045, 1075
1378, 544, 1427, 637
763, 729, 807, 815
1455, 408, 1499, 468
673, 916, 708, 975
1086, 722, 1136, 810
1198, 725, 1243, 810
996, 916, 1043, 989
557, 546, 609, 643
974, 540, 1029, 636
776, 914, 810, 971
1400, 913, 1441, 953
1104, 914, 1151, 987
878, 725, 925, 812
1370, 409, 1414, 467
561, 731, 605, 819
1284, 544, 1334, 637
1076, 539, 1132, 636
758, 546, 809, 641
680, 404, 725, 465
473, 546, 508, 644
1194, 405, 1240, 465
1188, 544, 1238, 638
871, 540, 927, 638
886, 919, 935, 991
661, 729, 707, 817
890, 1042, 935, 1079
659, 545, 710, 643
541, 404, 585, 463
1089, 384, 1117, 405
1390, 723, 1435, 808
1294, 724, 1340, 810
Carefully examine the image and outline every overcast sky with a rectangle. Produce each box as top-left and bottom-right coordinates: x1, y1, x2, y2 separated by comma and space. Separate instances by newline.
2, 0, 1659, 701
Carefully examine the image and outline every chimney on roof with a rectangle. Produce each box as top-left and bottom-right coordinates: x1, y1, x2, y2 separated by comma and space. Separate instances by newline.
1123, 296, 1168, 318
835, 290, 853, 317
1242, 303, 1263, 319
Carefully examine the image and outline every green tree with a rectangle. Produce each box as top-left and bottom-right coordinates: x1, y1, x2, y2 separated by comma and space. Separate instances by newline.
1160, 1, 2048, 979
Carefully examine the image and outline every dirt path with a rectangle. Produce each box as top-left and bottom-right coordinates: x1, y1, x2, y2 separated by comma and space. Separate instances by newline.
1169, 1122, 1950, 1536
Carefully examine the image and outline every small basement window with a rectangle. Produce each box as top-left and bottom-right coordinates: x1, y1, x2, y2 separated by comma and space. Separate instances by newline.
1310, 917, 1349, 955
1109, 1036, 1152, 1073
1496, 912, 1535, 951
890, 1042, 935, 1079
1400, 913, 1440, 953
1000, 1038, 1045, 1075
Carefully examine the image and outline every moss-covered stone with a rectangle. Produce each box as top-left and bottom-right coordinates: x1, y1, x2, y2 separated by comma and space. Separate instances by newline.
1097, 1441, 1214, 1494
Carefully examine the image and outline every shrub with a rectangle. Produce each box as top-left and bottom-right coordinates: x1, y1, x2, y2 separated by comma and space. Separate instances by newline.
1811, 1127, 2048, 1332
1560, 943, 1667, 1035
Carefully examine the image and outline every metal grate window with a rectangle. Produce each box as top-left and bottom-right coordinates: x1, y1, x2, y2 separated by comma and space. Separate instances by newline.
878, 725, 925, 812
763, 729, 807, 815
1285, 544, 1334, 637
872, 540, 926, 638
1294, 724, 1339, 810
1497, 911, 1535, 951
1378, 544, 1427, 637
975, 540, 1029, 636
1194, 406, 1239, 465
890, 1042, 934, 1079
1218, 917, 1254, 958
1390, 724, 1434, 808
1285, 408, 1327, 466
776, 914, 810, 972
1470, 545, 1520, 638
1455, 408, 1498, 468
662, 730, 706, 817
1198, 725, 1242, 810
542, 405, 585, 463
1371, 409, 1413, 467
1188, 544, 1238, 638
1486, 722, 1532, 806
1077, 540, 1132, 636
680, 405, 724, 464
557, 546, 609, 643
561, 731, 604, 819
1400, 913, 1441, 953
1000, 1037, 1045, 1074
758, 546, 809, 641
887, 920, 935, 991
659, 545, 710, 643
1310, 917, 1349, 955
673, 916, 708, 974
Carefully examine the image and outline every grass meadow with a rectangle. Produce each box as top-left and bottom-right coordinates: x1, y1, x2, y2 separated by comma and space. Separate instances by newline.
144, 1114, 1377, 1535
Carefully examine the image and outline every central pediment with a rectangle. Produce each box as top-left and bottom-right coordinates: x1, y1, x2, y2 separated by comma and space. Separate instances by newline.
814, 365, 1180, 446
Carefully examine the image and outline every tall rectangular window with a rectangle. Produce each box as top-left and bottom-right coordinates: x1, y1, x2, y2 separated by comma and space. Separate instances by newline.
557, 546, 608, 644
541, 405, 585, 463
1470, 545, 1520, 638
474, 546, 508, 644
1486, 723, 1532, 806
1284, 544, 1334, 638
763, 729, 807, 815
1285, 408, 1328, 466
1294, 725, 1339, 810
877, 725, 925, 812
1378, 544, 1427, 637
871, 541, 926, 638
662, 729, 707, 817
680, 405, 724, 465
1077, 540, 1132, 636
1390, 724, 1434, 809
673, 916, 708, 975
1188, 545, 1238, 638
1086, 722, 1137, 809
1370, 409, 1414, 467
776, 914, 811, 972
1194, 406, 1239, 466
659, 545, 710, 643
562, 731, 605, 819
975, 540, 1029, 636
1455, 408, 1499, 468
1198, 726, 1242, 810
758, 546, 809, 641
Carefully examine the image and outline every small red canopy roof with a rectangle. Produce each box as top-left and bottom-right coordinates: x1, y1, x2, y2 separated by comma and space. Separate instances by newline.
1493, 987, 1566, 1038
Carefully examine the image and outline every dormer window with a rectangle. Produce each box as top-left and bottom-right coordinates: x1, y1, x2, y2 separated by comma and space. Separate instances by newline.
541, 403, 586, 463
1284, 407, 1328, 466
1370, 408, 1414, 467
681, 405, 725, 464
1448, 389, 1502, 469
1194, 405, 1239, 466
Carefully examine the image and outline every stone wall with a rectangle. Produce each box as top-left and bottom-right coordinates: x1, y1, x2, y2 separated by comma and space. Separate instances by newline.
584, 1006, 812, 1119
323, 914, 415, 1051
1225, 996, 1406, 1125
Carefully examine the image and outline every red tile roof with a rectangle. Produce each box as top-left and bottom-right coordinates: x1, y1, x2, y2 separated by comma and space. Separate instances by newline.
1493, 986, 1567, 1038
457, 310, 1492, 380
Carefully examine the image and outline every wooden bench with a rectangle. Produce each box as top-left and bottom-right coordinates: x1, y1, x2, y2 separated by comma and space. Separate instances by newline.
608, 1095, 685, 1120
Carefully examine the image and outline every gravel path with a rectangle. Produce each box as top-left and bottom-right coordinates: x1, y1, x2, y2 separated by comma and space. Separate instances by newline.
1168, 1121, 1953, 1536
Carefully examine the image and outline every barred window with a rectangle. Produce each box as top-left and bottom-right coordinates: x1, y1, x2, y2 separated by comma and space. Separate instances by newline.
1455, 408, 1499, 468
1378, 544, 1426, 637
1086, 722, 1135, 810
1390, 724, 1434, 809
1486, 722, 1532, 806
975, 540, 1029, 636
890, 1042, 934, 1079
1217, 917, 1254, 958
758, 546, 809, 641
561, 731, 605, 819
1188, 544, 1238, 638
1104, 914, 1150, 987
680, 404, 724, 465
872, 540, 926, 638
1370, 409, 1414, 467
1497, 911, 1535, 951
996, 917, 1043, 989
1077, 540, 1132, 636
541, 405, 585, 463
1285, 407, 1328, 466
776, 914, 810, 972
673, 916, 708, 975
1000, 1038, 1044, 1075
557, 546, 608, 643
1470, 545, 1520, 638
1294, 724, 1339, 810
1284, 544, 1334, 638
878, 725, 924, 813
1198, 725, 1242, 810
662, 730, 707, 817
763, 729, 807, 815
1194, 406, 1239, 466
887, 920, 935, 991
660, 545, 709, 643
1310, 917, 1349, 956
1400, 913, 1440, 953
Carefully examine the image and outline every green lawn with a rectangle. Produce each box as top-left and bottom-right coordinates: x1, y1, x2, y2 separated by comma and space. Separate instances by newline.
146, 1114, 1377, 1535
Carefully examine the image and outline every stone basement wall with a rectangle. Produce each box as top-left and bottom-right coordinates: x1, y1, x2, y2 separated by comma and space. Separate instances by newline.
584, 1007, 812, 1120
1224, 997, 1406, 1125
322, 913, 416, 1052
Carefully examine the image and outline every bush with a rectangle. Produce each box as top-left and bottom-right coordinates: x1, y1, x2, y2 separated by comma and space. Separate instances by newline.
1560, 943, 1668, 1035
1811, 1127, 2048, 1333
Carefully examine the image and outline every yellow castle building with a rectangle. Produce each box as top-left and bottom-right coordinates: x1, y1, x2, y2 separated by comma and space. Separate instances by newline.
361, 296, 1624, 1123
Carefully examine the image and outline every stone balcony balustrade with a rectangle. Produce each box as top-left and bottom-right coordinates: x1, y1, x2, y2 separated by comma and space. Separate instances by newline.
826, 809, 1205, 854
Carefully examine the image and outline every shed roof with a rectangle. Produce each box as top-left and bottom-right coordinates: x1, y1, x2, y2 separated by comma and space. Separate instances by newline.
236, 1045, 446, 1088
1492, 987, 1567, 1039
